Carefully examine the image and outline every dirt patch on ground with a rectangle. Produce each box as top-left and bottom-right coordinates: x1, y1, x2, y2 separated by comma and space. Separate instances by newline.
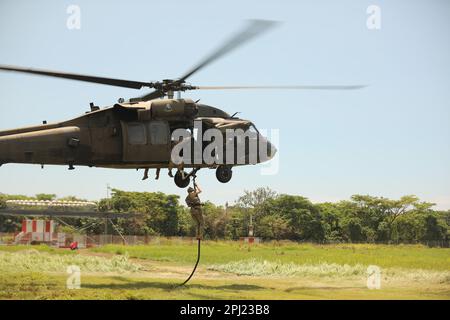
76, 248, 226, 279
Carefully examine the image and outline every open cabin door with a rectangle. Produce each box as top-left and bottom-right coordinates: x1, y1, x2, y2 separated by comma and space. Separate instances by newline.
121, 120, 170, 163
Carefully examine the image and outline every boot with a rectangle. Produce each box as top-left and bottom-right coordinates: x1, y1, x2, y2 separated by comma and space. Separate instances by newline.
142, 168, 149, 180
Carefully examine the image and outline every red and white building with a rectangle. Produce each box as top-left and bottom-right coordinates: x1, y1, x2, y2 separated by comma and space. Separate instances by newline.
15, 219, 57, 244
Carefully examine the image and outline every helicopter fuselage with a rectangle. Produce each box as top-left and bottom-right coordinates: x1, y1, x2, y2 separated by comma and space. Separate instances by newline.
0, 98, 276, 186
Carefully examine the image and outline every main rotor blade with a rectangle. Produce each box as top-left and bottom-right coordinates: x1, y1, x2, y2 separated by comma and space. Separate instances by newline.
178, 20, 278, 83
0, 65, 153, 89
195, 85, 367, 90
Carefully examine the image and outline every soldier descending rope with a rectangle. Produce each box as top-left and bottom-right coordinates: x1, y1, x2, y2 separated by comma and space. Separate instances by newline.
185, 179, 204, 240
176, 177, 204, 287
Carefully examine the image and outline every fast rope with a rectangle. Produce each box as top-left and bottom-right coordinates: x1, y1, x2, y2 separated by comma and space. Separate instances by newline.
177, 236, 201, 287
177, 174, 201, 287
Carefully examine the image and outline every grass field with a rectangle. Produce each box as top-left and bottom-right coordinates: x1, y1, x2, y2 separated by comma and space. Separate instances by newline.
0, 242, 449, 300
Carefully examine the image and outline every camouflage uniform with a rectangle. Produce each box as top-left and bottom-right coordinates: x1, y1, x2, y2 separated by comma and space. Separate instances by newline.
185, 192, 204, 238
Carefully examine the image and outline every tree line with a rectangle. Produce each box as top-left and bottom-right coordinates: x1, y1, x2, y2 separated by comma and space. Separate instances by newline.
0, 188, 449, 245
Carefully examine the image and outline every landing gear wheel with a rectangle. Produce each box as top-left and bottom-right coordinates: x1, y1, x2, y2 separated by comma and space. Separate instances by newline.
216, 166, 233, 183
174, 171, 190, 188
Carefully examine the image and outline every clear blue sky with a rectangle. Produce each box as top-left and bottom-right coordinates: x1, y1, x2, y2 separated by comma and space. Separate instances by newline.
0, 0, 449, 209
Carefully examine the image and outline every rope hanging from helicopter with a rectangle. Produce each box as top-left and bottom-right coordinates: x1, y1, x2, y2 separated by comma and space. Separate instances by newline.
177, 237, 201, 287
177, 175, 202, 287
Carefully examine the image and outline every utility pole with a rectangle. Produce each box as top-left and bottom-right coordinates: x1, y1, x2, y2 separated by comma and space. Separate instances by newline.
104, 184, 111, 244
249, 212, 254, 237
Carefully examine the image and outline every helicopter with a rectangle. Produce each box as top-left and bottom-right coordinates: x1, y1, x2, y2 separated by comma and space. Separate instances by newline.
0, 20, 365, 188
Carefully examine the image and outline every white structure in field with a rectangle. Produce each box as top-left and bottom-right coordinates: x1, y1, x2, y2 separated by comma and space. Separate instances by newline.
6, 199, 96, 208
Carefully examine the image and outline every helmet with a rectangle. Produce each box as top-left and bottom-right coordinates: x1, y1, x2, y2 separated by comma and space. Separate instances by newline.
187, 187, 194, 193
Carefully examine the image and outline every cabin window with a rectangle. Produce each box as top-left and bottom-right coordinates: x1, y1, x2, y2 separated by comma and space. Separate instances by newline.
148, 121, 169, 145
127, 122, 146, 145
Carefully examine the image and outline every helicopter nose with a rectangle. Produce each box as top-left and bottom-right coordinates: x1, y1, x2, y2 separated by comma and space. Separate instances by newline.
257, 135, 277, 163
268, 141, 277, 159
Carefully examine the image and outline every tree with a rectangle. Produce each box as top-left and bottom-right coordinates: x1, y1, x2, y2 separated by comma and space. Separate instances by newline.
99, 189, 185, 236
237, 187, 277, 209
394, 213, 425, 242
341, 217, 365, 242
316, 202, 345, 242
224, 206, 248, 240
35, 193, 56, 201
350, 195, 432, 241
258, 214, 291, 240
236, 187, 277, 218
422, 215, 447, 243
0, 194, 6, 209
202, 201, 228, 240
117, 216, 154, 236
58, 195, 87, 201
0, 189, 447, 245
234, 187, 277, 238
264, 195, 325, 241
177, 207, 193, 236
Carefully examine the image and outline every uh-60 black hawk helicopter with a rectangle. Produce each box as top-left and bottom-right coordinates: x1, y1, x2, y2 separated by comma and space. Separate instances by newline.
0, 20, 364, 188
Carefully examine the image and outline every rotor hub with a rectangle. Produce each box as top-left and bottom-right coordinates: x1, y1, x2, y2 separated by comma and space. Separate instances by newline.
150, 80, 197, 93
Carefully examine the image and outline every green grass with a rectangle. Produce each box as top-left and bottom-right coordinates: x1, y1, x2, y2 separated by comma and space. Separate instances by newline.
0, 249, 143, 273
0, 272, 448, 300
0, 244, 75, 255
1, 242, 449, 300
91, 242, 450, 271
209, 259, 367, 277
208, 259, 450, 283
